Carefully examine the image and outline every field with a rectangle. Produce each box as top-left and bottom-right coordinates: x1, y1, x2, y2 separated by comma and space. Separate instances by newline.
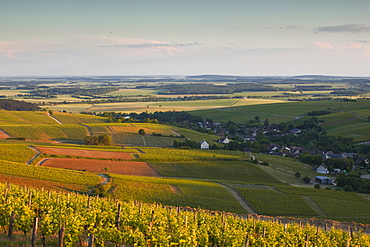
51, 111, 107, 124
192, 99, 370, 124
0, 144, 35, 163
0, 160, 100, 186
236, 187, 318, 216
0, 124, 88, 141
0, 173, 86, 192
0, 130, 10, 139
108, 125, 179, 136
111, 174, 247, 213
36, 146, 134, 159
151, 160, 281, 184
41, 158, 159, 177
46, 98, 288, 113
0, 110, 56, 125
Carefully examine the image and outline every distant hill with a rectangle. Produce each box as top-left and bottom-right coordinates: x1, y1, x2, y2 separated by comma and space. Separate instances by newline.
0, 99, 40, 111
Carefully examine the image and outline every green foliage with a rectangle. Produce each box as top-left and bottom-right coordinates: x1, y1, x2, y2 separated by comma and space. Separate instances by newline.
0, 99, 39, 111
84, 134, 111, 146
303, 176, 311, 184
0, 144, 35, 163
138, 128, 145, 135
1, 183, 369, 246
314, 183, 321, 189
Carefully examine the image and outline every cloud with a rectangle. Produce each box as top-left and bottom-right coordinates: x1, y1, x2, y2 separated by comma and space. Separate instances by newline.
311, 41, 370, 55
315, 24, 370, 33
98, 41, 201, 48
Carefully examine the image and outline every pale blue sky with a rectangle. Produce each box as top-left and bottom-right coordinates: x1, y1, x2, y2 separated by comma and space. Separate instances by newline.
1, 0, 369, 76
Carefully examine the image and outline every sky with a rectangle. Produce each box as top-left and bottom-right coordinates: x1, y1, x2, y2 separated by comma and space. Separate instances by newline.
1, 0, 370, 77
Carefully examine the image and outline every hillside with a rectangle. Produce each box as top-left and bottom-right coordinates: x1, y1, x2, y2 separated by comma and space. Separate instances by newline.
191, 99, 370, 142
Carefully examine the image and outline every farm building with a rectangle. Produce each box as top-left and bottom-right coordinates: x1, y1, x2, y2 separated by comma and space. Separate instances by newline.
315, 176, 333, 185
316, 164, 328, 174
218, 136, 230, 144
200, 140, 209, 149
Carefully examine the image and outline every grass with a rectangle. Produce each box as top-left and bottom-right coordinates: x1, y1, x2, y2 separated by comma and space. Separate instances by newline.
111, 174, 247, 214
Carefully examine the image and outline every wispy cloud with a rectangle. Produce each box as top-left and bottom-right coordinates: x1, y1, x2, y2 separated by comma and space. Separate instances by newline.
98, 41, 201, 48
311, 41, 370, 55
315, 24, 370, 33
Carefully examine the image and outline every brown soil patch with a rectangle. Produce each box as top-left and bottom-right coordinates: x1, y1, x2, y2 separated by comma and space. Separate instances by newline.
170, 185, 182, 194
0, 130, 10, 139
36, 147, 133, 160
41, 158, 160, 177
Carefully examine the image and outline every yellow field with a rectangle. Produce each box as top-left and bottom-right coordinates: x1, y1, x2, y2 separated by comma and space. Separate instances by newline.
45, 98, 288, 113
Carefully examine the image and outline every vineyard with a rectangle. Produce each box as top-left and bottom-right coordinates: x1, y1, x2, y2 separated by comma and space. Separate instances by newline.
0, 144, 35, 163
0, 124, 88, 141
35, 146, 134, 159
0, 111, 56, 125
52, 112, 107, 124
0, 182, 369, 246
108, 125, 179, 136
233, 185, 370, 224
112, 133, 176, 146
151, 160, 280, 184
0, 160, 100, 186
41, 158, 159, 177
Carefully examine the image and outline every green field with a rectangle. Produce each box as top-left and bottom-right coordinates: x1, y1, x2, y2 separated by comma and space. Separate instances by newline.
111, 174, 247, 213
236, 187, 317, 216
151, 160, 280, 184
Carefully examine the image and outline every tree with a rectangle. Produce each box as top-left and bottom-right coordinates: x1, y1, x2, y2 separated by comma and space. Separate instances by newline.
103, 167, 110, 174
173, 139, 179, 148
314, 183, 321, 189
295, 172, 301, 179
138, 129, 146, 135
264, 118, 269, 128
255, 116, 260, 121
302, 176, 310, 184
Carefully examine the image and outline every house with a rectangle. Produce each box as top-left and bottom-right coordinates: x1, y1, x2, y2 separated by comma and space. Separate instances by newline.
289, 128, 301, 134
218, 136, 230, 144
316, 164, 328, 174
315, 176, 333, 185
200, 140, 209, 149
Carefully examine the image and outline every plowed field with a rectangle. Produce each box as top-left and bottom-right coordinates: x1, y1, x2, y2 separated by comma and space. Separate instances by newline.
0, 130, 10, 139
41, 158, 160, 177
36, 147, 133, 160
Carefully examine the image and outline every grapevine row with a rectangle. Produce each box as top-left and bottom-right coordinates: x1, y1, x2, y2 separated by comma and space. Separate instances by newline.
1, 182, 369, 246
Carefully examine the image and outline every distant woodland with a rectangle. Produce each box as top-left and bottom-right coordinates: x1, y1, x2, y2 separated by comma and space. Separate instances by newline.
154, 83, 276, 94
0, 99, 40, 111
